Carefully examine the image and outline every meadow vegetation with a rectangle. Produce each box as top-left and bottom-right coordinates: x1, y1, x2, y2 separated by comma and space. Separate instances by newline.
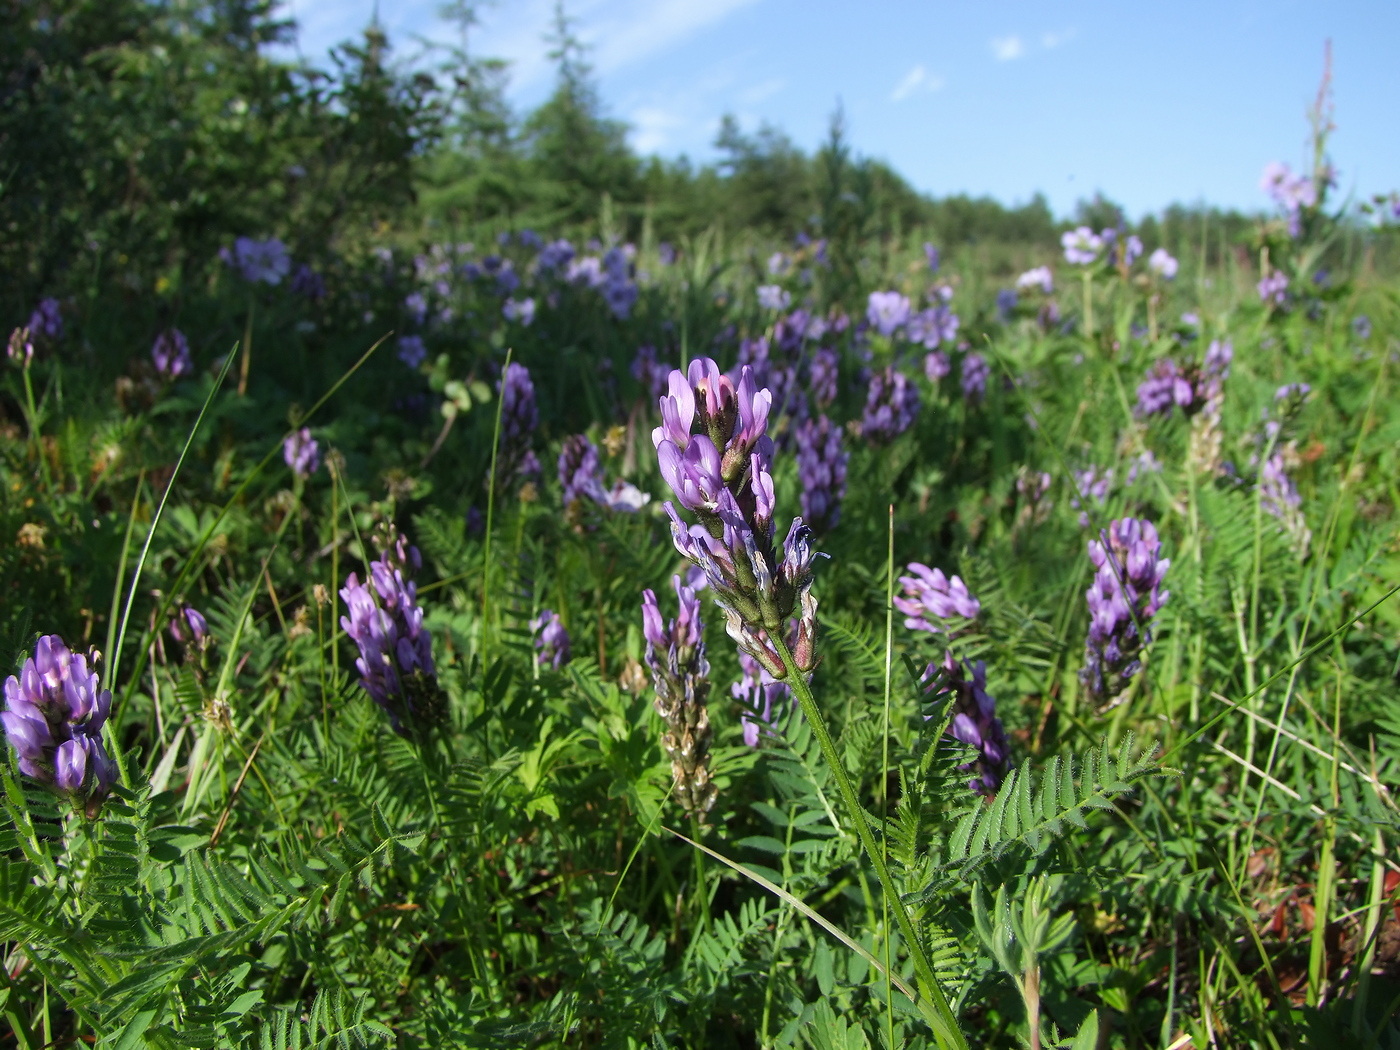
3, 3, 1400, 1047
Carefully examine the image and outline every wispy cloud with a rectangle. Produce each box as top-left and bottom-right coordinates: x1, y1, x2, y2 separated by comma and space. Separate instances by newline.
890, 63, 945, 102
1041, 28, 1077, 50
594, 0, 761, 75
990, 35, 1025, 62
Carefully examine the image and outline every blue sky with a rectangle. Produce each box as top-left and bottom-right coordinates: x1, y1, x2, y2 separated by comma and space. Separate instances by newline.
270, 0, 1399, 219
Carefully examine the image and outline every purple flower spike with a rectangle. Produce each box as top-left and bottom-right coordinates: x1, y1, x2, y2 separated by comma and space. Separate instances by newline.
794, 415, 847, 535
652, 357, 821, 679
28, 298, 64, 341
496, 362, 540, 490
226, 237, 292, 285
531, 610, 571, 669
340, 529, 443, 737
960, 353, 989, 404
1258, 271, 1290, 306
558, 434, 605, 508
1080, 517, 1170, 707
895, 564, 980, 632
643, 578, 717, 816
809, 347, 839, 407
151, 329, 192, 380
860, 366, 919, 445
2, 634, 116, 815
923, 651, 1009, 794
284, 428, 320, 479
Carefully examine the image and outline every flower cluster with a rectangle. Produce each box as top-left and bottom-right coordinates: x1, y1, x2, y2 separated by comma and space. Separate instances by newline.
222, 237, 292, 285
557, 434, 650, 516
2, 635, 117, 815
340, 529, 443, 737
1260, 453, 1311, 555
1136, 338, 1232, 420
653, 358, 819, 679
1016, 266, 1054, 294
1080, 517, 1170, 707
8, 327, 34, 368
922, 651, 1010, 794
960, 353, 989, 403
895, 565, 980, 633
866, 290, 911, 336
28, 298, 63, 341
1260, 162, 1319, 236
284, 427, 321, 479
733, 649, 791, 748
531, 610, 571, 669
151, 329, 192, 380
793, 415, 847, 536
503, 297, 537, 326
757, 284, 791, 312
860, 366, 920, 445
1071, 466, 1113, 527
1258, 270, 1290, 306
565, 246, 638, 319
1061, 227, 1104, 265
1147, 248, 1179, 280
497, 362, 541, 487
642, 578, 717, 816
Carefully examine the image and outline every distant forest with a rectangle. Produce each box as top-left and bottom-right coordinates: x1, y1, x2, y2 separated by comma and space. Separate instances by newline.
1, 0, 1274, 304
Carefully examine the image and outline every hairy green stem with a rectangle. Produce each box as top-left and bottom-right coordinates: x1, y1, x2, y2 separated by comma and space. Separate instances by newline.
769, 632, 967, 1049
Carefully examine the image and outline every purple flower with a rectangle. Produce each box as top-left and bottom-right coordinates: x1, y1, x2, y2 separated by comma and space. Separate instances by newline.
922, 651, 1009, 794
794, 415, 847, 535
657, 242, 676, 266
397, 335, 427, 369
1080, 517, 1169, 706
643, 578, 716, 815
924, 243, 941, 272
924, 351, 950, 381
7, 327, 34, 367
1148, 248, 1178, 279
169, 604, 210, 655
2, 635, 117, 814
284, 428, 320, 479
497, 362, 538, 485
895, 564, 980, 632
151, 329, 192, 380
291, 264, 326, 300
632, 344, 672, 400
1016, 266, 1054, 294
1275, 382, 1311, 405
1122, 235, 1144, 267
1135, 359, 1196, 417
809, 347, 839, 407
1061, 227, 1103, 265
757, 284, 791, 311
226, 237, 292, 285
531, 609, 571, 669
860, 366, 920, 445
27, 298, 63, 341
1071, 467, 1113, 527
404, 292, 428, 325
558, 434, 605, 508
537, 239, 575, 272
866, 291, 912, 337
603, 278, 638, 319
340, 530, 442, 736
1261, 162, 1317, 236
1352, 315, 1372, 340
1258, 271, 1290, 306
907, 305, 959, 349
960, 353, 989, 404
996, 289, 1018, 321
503, 297, 536, 326
766, 252, 790, 276
653, 357, 820, 678
733, 649, 792, 748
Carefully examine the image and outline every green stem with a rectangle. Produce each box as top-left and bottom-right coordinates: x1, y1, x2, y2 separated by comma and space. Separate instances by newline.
481, 347, 513, 660
769, 633, 967, 1049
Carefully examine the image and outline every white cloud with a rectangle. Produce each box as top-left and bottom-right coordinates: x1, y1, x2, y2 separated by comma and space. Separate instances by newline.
1041, 28, 1077, 50
593, 0, 761, 75
890, 63, 945, 102
629, 106, 684, 153
990, 35, 1025, 62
